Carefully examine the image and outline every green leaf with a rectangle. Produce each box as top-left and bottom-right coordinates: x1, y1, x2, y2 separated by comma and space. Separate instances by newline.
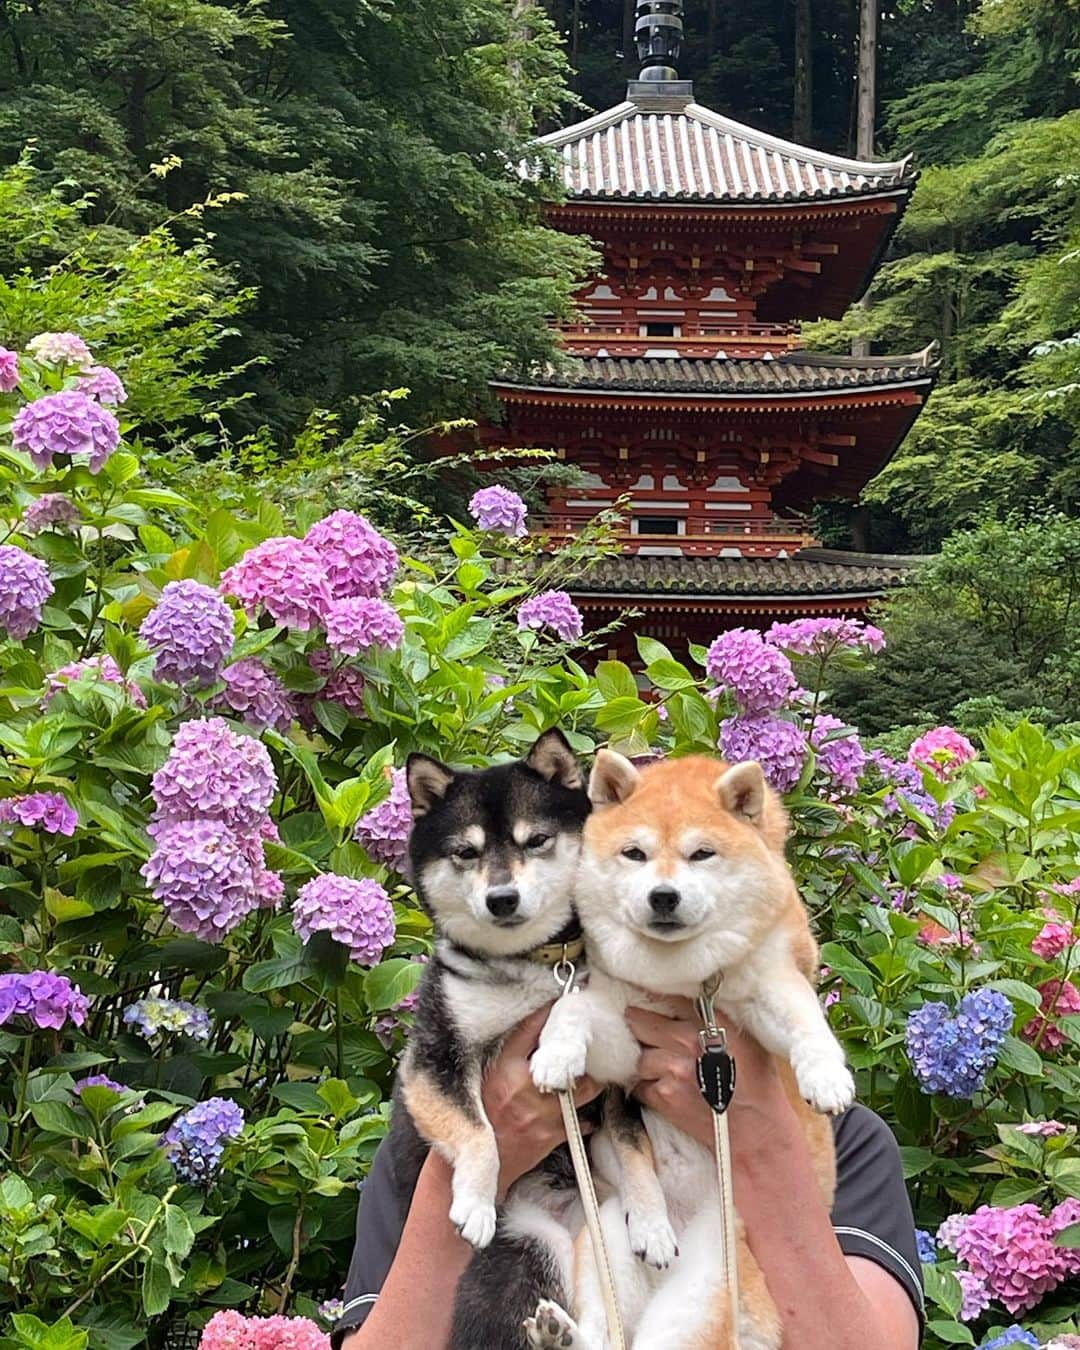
996, 1034, 1043, 1077
636, 636, 674, 665
141, 1257, 173, 1318
645, 657, 698, 692
1056, 1221, 1080, 1248
595, 660, 639, 702
163, 1204, 195, 1259
365, 956, 423, 1011
243, 951, 314, 994
29, 1100, 93, 1139
925, 1319, 973, 1345
924, 1265, 963, 1319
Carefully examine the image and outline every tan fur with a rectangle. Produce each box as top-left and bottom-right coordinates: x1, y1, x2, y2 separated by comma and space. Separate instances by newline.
400, 1068, 484, 1157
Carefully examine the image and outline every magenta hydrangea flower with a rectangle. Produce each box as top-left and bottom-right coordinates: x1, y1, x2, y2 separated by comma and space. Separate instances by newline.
1023, 978, 1080, 1052
75, 1074, 125, 1093
26, 332, 92, 368
765, 616, 885, 656
140, 580, 236, 686
0, 792, 78, 836
150, 718, 276, 833
469, 485, 528, 537
0, 971, 89, 1030
76, 365, 127, 405
22, 493, 79, 536
908, 726, 977, 781
12, 389, 120, 472
1032, 913, 1076, 961
220, 536, 332, 631
305, 510, 399, 600
308, 650, 366, 718
354, 768, 412, 869
810, 714, 867, 793
43, 653, 146, 708
324, 596, 404, 656
517, 590, 583, 642
293, 874, 396, 965
164, 1096, 245, 1184
199, 1311, 331, 1350
706, 628, 796, 713
719, 713, 807, 793
955, 1203, 1069, 1315
216, 659, 295, 733
0, 346, 19, 392
0, 545, 53, 639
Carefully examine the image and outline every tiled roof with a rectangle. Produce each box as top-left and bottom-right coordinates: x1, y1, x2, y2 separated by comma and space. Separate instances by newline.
571, 550, 928, 599
532, 92, 915, 204
494, 348, 938, 397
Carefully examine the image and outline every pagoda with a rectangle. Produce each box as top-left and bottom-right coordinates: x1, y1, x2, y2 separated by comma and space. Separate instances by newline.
487, 0, 936, 652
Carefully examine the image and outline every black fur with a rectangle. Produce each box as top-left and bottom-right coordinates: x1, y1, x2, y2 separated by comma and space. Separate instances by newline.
454, 1232, 569, 1349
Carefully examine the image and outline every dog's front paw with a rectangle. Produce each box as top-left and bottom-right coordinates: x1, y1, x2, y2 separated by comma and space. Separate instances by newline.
626, 1208, 679, 1269
530, 1035, 587, 1094
795, 1056, 855, 1115
523, 1299, 581, 1349
449, 1193, 497, 1249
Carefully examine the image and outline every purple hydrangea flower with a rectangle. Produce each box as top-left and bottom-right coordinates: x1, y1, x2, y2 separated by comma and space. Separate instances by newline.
25, 332, 92, 368
150, 718, 276, 833
12, 389, 120, 473
871, 752, 956, 833
76, 365, 127, 406
75, 1074, 124, 1093
719, 713, 807, 793
305, 510, 399, 600
0, 792, 78, 836
318, 1300, 346, 1324
220, 536, 332, 631
706, 628, 795, 713
293, 874, 396, 965
957, 1268, 991, 1321
810, 714, 867, 793
163, 1096, 245, 1184
308, 650, 366, 718
324, 597, 404, 656
915, 1229, 937, 1264
22, 493, 80, 536
216, 659, 295, 733
140, 580, 236, 686
0, 347, 19, 392
0, 971, 89, 1029
43, 653, 146, 709
354, 768, 412, 869
764, 617, 885, 657
0, 545, 53, 639
517, 591, 583, 642
142, 818, 282, 941
122, 997, 211, 1042
469, 486, 528, 537
906, 987, 1012, 1097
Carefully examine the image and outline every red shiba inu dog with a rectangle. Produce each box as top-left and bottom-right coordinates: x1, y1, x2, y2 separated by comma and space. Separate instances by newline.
524, 751, 854, 1350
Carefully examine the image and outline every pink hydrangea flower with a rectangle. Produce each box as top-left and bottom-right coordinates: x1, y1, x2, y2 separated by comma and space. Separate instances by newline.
1023, 978, 1080, 1052
0, 346, 19, 392
324, 596, 404, 656
12, 389, 120, 472
810, 714, 867, 793
1032, 913, 1076, 961
469, 485, 528, 537
0, 792, 78, 836
706, 627, 795, 713
43, 654, 146, 709
293, 874, 396, 965
22, 492, 79, 535
199, 1311, 331, 1350
26, 331, 92, 368
907, 726, 977, 781
217, 659, 295, 733
1015, 1120, 1067, 1136
221, 536, 332, 631
764, 616, 885, 656
77, 365, 128, 406
1050, 1198, 1080, 1278
954, 1203, 1068, 1314
149, 718, 276, 834
354, 768, 412, 869
308, 649, 366, 718
0, 544, 53, 638
517, 590, 583, 642
305, 510, 398, 600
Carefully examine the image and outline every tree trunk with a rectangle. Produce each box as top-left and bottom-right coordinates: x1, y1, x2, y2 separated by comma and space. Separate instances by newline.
571, 0, 580, 69
624, 0, 636, 73
851, 0, 878, 358
508, 1, 534, 129
707, 0, 719, 59
793, 0, 813, 141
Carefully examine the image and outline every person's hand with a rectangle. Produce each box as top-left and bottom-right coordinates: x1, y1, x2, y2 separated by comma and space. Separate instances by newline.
482, 1005, 601, 1196
628, 999, 793, 1155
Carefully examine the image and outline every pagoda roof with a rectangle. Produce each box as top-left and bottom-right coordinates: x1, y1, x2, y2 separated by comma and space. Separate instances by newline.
533, 89, 915, 206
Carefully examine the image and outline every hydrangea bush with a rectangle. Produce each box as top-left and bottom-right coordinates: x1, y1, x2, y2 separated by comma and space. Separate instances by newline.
0, 338, 1078, 1350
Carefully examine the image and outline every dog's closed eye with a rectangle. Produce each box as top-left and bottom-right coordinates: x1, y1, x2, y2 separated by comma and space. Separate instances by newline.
621, 845, 648, 862
524, 832, 552, 850
689, 847, 716, 862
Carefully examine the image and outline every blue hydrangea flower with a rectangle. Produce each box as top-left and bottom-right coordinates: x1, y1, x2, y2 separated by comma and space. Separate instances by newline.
163, 1097, 244, 1184
915, 1229, 938, 1264
978, 1328, 1040, 1350
906, 988, 1012, 1098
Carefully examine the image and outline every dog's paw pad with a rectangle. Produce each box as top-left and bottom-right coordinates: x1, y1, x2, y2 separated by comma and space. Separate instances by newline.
524, 1301, 579, 1349
796, 1059, 856, 1116
449, 1196, 497, 1249
530, 1038, 586, 1094
626, 1210, 679, 1269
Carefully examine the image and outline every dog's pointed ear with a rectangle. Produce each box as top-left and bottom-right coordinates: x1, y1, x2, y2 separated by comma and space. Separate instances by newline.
716, 761, 766, 825
526, 728, 583, 790
406, 753, 455, 819
589, 749, 641, 807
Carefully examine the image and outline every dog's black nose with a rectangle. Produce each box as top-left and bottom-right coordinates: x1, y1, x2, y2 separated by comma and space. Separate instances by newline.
649, 885, 681, 916
486, 886, 521, 918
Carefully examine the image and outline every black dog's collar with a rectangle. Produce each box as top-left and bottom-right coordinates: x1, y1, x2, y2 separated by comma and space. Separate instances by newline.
445, 916, 584, 969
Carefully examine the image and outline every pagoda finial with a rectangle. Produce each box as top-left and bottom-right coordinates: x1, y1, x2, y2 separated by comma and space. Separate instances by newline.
635, 0, 683, 82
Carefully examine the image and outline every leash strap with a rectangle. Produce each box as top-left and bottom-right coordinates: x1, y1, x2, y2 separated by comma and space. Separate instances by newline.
553, 958, 628, 1350
697, 977, 741, 1350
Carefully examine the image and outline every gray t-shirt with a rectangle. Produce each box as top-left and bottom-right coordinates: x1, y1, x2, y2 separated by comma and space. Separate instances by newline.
333, 1103, 925, 1343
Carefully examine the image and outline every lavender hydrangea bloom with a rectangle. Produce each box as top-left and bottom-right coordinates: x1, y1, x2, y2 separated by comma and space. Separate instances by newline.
469, 486, 528, 537
354, 768, 411, 869
22, 493, 80, 536
719, 714, 808, 793
123, 997, 211, 1042
318, 1300, 346, 1324
220, 536, 332, 631
163, 1097, 245, 1184
12, 389, 120, 472
517, 591, 584, 642
0, 545, 53, 639
293, 874, 396, 965
25, 332, 92, 368
0, 346, 19, 392
308, 650, 366, 717
324, 597, 404, 656
906, 988, 1013, 1097
140, 580, 235, 686
150, 719, 276, 833
0, 971, 89, 1029
0, 792, 78, 836
305, 510, 399, 600
871, 751, 956, 832
75, 1074, 124, 1093
217, 659, 295, 733
765, 617, 885, 656
76, 365, 127, 406
43, 653, 147, 709
706, 628, 796, 713
810, 714, 867, 793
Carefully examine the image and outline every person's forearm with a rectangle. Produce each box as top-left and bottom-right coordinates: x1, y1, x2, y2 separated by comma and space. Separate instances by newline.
345, 1152, 470, 1350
